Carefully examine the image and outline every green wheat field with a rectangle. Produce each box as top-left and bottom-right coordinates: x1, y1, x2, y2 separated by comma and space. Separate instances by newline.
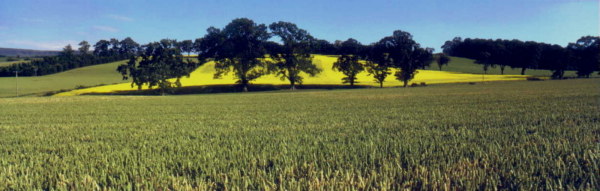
1, 78, 598, 190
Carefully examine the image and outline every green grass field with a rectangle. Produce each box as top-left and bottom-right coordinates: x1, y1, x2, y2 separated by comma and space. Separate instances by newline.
0, 60, 127, 97
0, 60, 27, 67
425, 56, 591, 77
1, 79, 598, 190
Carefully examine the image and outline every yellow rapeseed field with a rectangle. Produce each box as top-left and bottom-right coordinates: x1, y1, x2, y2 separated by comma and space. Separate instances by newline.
56, 55, 528, 96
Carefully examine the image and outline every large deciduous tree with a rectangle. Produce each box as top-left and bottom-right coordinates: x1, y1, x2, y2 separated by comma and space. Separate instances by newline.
78, 41, 90, 54
365, 45, 392, 88
93, 40, 111, 57
568, 36, 599, 78
117, 39, 196, 95
435, 53, 450, 71
377, 30, 433, 87
332, 39, 365, 86
268, 21, 321, 90
178, 40, 194, 56
333, 55, 363, 86
119, 37, 140, 56
197, 18, 271, 92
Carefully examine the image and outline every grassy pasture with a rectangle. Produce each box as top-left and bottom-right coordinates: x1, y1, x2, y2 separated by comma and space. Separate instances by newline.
425, 56, 591, 77
0, 61, 27, 67
0, 79, 598, 190
0, 60, 127, 97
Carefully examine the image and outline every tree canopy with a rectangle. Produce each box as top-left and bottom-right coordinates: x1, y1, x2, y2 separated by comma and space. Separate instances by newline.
268, 21, 321, 90
377, 30, 433, 87
197, 18, 271, 92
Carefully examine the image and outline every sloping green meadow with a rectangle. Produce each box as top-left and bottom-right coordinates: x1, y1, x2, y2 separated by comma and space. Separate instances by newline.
0, 79, 598, 190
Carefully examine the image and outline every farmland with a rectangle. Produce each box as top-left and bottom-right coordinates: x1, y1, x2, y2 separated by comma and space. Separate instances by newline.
55, 55, 530, 96
0, 60, 127, 97
1, 78, 598, 190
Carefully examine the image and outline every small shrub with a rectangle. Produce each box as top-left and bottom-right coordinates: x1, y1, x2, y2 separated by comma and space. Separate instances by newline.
410, 83, 419, 87
420, 82, 427, 86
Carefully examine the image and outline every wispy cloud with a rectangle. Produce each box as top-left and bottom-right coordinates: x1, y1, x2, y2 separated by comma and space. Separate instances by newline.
93, 25, 119, 33
6, 40, 78, 50
107, 14, 134, 22
21, 18, 45, 23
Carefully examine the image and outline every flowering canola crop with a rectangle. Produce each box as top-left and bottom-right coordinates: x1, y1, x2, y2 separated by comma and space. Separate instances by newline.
55, 55, 529, 96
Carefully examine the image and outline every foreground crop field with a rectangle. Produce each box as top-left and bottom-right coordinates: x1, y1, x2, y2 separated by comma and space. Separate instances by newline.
1, 79, 598, 190
57, 55, 529, 96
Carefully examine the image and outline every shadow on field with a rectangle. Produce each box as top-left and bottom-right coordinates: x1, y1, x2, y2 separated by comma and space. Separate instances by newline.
80, 84, 373, 96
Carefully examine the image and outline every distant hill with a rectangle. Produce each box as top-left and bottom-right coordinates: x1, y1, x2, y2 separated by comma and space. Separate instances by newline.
0, 47, 60, 57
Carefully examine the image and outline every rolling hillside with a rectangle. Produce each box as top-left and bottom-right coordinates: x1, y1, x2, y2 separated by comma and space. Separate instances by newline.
425, 56, 585, 77
56, 55, 529, 96
0, 60, 127, 97
5, 55, 584, 97
0, 47, 60, 57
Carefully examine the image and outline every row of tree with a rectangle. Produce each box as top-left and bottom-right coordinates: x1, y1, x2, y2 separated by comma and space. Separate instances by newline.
117, 18, 435, 93
0, 37, 141, 77
441, 36, 599, 78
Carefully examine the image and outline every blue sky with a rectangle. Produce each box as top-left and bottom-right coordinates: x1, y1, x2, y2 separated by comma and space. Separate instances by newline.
0, 0, 597, 51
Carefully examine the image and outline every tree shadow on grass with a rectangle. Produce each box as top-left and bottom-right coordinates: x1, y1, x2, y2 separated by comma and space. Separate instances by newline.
80, 84, 372, 96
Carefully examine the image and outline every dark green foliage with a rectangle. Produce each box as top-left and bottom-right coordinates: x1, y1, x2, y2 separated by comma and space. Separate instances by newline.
436, 53, 451, 71
177, 40, 194, 56
333, 54, 363, 86
268, 21, 321, 90
118, 37, 140, 56
475, 51, 492, 74
117, 39, 197, 95
441, 36, 600, 77
78, 41, 90, 54
197, 18, 271, 92
567, 36, 599, 78
377, 30, 433, 87
365, 46, 392, 88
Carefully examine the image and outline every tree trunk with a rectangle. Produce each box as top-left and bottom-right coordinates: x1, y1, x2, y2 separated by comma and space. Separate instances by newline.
500, 65, 505, 75
290, 81, 296, 90
521, 68, 526, 75
439, 65, 442, 71
241, 79, 249, 92
403, 80, 408, 87
350, 80, 354, 87
379, 81, 383, 88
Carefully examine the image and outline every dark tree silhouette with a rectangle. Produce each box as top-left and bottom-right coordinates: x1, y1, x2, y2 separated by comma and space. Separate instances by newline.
117, 39, 196, 95
93, 40, 111, 57
197, 18, 271, 92
78, 41, 90, 54
119, 37, 140, 56
178, 40, 194, 56
365, 45, 392, 88
377, 30, 433, 87
268, 21, 321, 90
332, 54, 363, 86
475, 51, 492, 75
436, 53, 450, 71
568, 36, 599, 78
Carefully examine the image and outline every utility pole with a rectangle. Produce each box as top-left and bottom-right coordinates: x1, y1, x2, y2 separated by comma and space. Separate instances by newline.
14, 65, 19, 97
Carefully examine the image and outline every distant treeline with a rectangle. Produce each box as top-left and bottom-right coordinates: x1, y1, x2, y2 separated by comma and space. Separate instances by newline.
0, 47, 60, 57
441, 37, 599, 78
0, 38, 140, 77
